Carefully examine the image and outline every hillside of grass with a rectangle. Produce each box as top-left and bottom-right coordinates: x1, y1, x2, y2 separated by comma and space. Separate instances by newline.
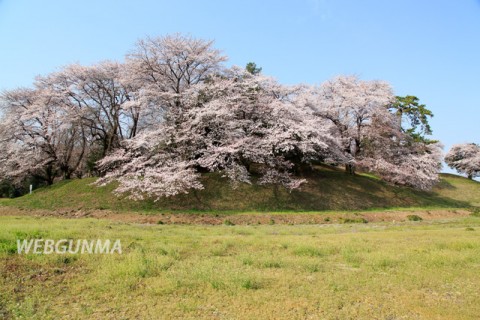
0, 167, 478, 212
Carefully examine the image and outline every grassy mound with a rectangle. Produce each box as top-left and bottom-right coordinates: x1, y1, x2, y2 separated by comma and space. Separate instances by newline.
0, 167, 478, 212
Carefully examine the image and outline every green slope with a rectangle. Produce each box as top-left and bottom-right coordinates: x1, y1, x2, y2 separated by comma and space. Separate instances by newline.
0, 167, 478, 212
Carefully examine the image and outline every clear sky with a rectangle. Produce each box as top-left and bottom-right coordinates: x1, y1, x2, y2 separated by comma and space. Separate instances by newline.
1, 0, 479, 175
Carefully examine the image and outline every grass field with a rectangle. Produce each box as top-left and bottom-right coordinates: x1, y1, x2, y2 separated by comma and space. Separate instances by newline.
1, 215, 480, 319
0, 169, 479, 213
0, 171, 478, 319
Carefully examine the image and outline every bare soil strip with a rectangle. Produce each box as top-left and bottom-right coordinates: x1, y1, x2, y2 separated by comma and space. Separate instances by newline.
0, 207, 471, 225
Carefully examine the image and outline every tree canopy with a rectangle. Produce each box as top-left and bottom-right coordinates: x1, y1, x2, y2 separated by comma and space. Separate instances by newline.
445, 143, 480, 179
0, 34, 444, 198
389, 95, 434, 142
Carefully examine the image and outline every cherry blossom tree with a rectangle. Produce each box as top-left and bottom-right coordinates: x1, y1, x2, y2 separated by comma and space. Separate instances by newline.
307, 76, 396, 174
127, 33, 227, 93
96, 72, 443, 197
0, 34, 445, 196
0, 87, 87, 184
0, 34, 228, 188
358, 141, 443, 190
122, 33, 228, 128
38, 61, 140, 157
445, 143, 480, 180
96, 68, 343, 199
305, 76, 442, 189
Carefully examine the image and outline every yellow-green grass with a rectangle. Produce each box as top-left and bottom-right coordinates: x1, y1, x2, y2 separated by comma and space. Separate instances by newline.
434, 173, 480, 207
0, 168, 478, 213
1, 216, 480, 319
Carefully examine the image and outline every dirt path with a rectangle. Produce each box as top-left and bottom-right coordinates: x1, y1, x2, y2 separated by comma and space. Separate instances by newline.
0, 206, 472, 225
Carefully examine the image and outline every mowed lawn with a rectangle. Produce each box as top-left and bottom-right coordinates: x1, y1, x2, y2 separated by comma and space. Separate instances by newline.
1, 216, 480, 319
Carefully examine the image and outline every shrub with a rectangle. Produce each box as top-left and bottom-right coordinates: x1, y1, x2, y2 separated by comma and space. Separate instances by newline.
223, 219, 235, 226
407, 215, 423, 221
262, 261, 282, 268
341, 217, 368, 224
241, 279, 261, 290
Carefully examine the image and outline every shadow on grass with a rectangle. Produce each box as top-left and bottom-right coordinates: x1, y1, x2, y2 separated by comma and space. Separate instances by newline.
1, 168, 475, 213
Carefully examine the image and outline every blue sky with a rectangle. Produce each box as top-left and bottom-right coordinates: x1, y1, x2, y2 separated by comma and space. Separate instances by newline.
1, 0, 479, 174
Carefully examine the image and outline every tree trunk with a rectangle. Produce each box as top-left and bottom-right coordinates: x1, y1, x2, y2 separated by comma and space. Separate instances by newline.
63, 170, 71, 180
45, 165, 55, 185
345, 164, 356, 175
468, 174, 473, 180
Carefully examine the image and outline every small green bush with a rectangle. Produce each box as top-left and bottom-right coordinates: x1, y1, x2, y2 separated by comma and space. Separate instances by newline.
223, 219, 235, 226
241, 279, 261, 290
407, 215, 423, 221
341, 217, 368, 224
262, 261, 282, 268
